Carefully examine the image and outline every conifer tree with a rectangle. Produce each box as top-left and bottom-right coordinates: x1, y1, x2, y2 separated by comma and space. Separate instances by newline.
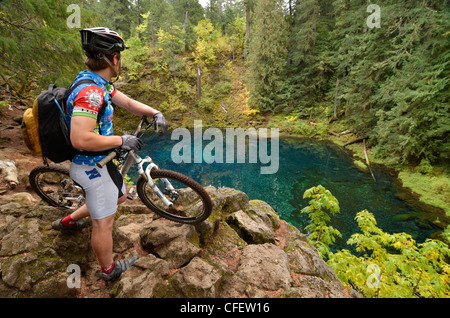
370, 0, 450, 163
246, 0, 288, 112
0, 0, 101, 91
287, 0, 334, 115
172, 0, 205, 50
325, 0, 449, 163
91, 0, 136, 39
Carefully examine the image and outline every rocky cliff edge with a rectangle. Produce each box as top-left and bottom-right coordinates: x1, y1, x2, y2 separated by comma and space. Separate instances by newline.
0, 183, 355, 298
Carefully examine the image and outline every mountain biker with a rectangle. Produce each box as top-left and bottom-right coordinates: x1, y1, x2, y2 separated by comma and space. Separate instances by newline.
51, 27, 168, 281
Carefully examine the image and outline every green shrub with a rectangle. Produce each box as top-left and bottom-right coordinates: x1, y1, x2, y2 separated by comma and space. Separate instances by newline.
301, 185, 450, 298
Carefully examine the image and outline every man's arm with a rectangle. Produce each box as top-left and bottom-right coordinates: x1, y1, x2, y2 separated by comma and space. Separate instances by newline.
112, 90, 159, 117
70, 116, 122, 151
112, 90, 168, 135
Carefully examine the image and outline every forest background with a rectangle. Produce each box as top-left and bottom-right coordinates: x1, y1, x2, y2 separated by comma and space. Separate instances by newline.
1, 0, 448, 220
1, 0, 449, 297
1, 0, 448, 167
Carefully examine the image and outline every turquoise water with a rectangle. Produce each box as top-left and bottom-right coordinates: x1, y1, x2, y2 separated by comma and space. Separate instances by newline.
136, 132, 448, 249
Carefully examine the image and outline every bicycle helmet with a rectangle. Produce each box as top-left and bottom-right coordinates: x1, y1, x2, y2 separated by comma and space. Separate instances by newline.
80, 27, 128, 55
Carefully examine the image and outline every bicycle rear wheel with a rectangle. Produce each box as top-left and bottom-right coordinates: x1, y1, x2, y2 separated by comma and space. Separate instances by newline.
136, 169, 212, 225
29, 165, 85, 209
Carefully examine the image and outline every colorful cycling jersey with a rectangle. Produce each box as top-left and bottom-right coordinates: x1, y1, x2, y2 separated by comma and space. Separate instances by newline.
66, 70, 117, 166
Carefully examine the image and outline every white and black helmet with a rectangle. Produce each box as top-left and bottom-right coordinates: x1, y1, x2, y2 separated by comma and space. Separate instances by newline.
80, 27, 128, 55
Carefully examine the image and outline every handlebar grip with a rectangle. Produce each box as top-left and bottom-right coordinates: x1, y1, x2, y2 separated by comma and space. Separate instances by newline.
96, 151, 117, 168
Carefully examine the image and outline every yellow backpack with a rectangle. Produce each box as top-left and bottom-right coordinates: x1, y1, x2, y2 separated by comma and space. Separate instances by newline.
21, 98, 42, 157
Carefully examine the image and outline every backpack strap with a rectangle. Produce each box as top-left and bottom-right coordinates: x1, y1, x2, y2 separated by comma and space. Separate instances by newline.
65, 79, 112, 158
64, 79, 108, 124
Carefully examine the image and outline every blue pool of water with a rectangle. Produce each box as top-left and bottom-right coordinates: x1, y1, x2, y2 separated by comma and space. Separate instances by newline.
134, 131, 448, 249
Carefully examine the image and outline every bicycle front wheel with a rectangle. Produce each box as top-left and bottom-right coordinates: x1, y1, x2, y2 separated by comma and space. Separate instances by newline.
29, 165, 85, 209
136, 169, 212, 225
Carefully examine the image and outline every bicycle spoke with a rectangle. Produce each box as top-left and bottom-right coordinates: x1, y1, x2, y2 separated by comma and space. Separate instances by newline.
151, 179, 202, 217
30, 166, 85, 209
137, 169, 212, 224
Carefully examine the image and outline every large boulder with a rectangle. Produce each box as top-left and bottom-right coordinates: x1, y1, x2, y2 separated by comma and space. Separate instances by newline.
140, 218, 201, 269
164, 257, 222, 298
0, 219, 43, 256
235, 243, 293, 291
111, 254, 169, 298
226, 210, 275, 244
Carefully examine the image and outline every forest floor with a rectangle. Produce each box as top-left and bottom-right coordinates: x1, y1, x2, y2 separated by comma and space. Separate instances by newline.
0, 93, 42, 197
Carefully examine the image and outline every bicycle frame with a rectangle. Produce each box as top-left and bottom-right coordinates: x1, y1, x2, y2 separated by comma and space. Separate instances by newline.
30, 115, 212, 221
117, 117, 176, 208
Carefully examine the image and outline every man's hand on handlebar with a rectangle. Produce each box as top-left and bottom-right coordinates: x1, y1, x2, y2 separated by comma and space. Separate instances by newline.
121, 135, 144, 152
154, 112, 168, 136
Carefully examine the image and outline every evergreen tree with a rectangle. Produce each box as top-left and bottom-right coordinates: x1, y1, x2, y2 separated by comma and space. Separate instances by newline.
0, 0, 101, 91
287, 0, 334, 115
246, 0, 288, 112
204, 0, 221, 28
205, 0, 244, 37
371, 1, 450, 163
137, 0, 176, 46
172, 0, 205, 50
91, 0, 136, 39
326, 0, 449, 164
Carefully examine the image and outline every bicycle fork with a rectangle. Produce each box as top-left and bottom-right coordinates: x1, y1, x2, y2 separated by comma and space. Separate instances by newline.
126, 151, 175, 208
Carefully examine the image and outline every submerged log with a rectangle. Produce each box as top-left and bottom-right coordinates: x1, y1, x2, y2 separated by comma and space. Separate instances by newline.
343, 137, 364, 147
328, 130, 352, 137
364, 139, 376, 183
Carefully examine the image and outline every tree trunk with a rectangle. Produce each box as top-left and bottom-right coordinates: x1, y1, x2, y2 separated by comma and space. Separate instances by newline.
344, 137, 364, 147
245, 1, 250, 44
197, 65, 202, 101
334, 77, 340, 119
183, 11, 189, 52
364, 139, 376, 183
150, 12, 156, 47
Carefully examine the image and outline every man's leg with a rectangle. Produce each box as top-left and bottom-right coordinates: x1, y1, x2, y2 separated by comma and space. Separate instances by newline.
54, 191, 127, 230
52, 204, 89, 231
85, 193, 126, 267
91, 194, 137, 280
91, 213, 115, 268
70, 204, 90, 220
92, 196, 137, 281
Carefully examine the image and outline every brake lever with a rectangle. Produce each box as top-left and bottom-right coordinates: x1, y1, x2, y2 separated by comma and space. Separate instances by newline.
134, 117, 156, 139
148, 118, 157, 132
133, 116, 146, 136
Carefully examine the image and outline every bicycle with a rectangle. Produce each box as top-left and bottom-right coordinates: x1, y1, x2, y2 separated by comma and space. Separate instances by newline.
29, 116, 212, 225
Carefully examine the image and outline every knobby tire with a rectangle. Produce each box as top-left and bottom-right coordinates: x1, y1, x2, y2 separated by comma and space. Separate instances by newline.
136, 169, 212, 225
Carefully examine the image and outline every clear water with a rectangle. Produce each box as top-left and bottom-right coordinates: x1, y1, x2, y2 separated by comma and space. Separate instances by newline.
134, 131, 448, 249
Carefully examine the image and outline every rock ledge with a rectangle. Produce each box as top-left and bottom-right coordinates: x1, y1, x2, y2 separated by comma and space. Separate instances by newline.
0, 186, 351, 298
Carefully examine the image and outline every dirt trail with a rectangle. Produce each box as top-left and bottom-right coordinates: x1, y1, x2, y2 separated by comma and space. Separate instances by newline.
0, 97, 43, 197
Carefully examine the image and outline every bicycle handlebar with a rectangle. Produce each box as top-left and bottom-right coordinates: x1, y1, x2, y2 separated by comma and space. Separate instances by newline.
96, 151, 117, 168
95, 117, 157, 169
